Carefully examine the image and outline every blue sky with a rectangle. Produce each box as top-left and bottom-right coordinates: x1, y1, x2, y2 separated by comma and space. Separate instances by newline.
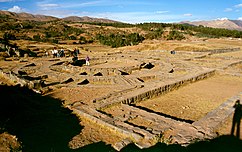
0, 0, 242, 23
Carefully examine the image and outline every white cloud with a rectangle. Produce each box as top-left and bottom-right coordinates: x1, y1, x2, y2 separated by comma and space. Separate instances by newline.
224, 8, 233, 12
217, 17, 228, 21
155, 10, 169, 14
34, 9, 204, 23
235, 4, 242, 8
38, 3, 60, 10
81, 12, 198, 23
37, 0, 153, 10
37, 0, 102, 9
183, 13, 192, 17
8, 6, 23, 13
238, 17, 242, 20
39, 4, 59, 7
35, 9, 75, 18
37, 0, 105, 10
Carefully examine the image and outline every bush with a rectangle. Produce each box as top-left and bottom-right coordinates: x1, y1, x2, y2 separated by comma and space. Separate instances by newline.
69, 35, 77, 40
3, 32, 16, 40
166, 30, 185, 40
96, 33, 144, 48
33, 34, 41, 41
51, 39, 59, 44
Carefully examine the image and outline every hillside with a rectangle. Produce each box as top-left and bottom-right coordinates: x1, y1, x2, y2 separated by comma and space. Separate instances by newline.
62, 16, 119, 23
0, 10, 58, 22
181, 19, 242, 31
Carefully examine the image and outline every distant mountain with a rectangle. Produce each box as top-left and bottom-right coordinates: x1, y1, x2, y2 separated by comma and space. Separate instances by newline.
62, 16, 119, 23
0, 10, 58, 21
2, 10, 241, 29
181, 19, 242, 31
0, 10, 119, 23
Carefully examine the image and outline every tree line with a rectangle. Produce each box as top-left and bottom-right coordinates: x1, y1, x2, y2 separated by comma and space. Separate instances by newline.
96, 33, 144, 48
86, 22, 242, 39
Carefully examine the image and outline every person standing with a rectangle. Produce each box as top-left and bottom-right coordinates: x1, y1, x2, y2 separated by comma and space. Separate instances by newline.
85, 55, 90, 66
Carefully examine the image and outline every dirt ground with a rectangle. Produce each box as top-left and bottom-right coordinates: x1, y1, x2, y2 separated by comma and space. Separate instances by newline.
68, 119, 126, 149
48, 86, 120, 105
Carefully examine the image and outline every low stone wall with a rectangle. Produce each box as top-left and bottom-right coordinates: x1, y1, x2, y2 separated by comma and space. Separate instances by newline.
79, 64, 141, 76
70, 105, 144, 141
222, 60, 242, 70
193, 93, 242, 135
97, 69, 216, 110
193, 47, 240, 54
121, 70, 216, 105
71, 105, 158, 150
0, 70, 43, 91
88, 77, 116, 85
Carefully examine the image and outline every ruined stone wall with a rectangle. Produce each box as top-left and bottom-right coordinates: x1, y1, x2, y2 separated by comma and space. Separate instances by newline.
194, 47, 240, 54
0, 70, 43, 91
193, 93, 242, 135
71, 106, 144, 142
223, 60, 242, 69
88, 77, 116, 85
121, 70, 216, 105
79, 64, 141, 76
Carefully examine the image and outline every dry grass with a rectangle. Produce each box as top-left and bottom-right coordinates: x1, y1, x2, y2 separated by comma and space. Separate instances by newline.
117, 38, 242, 53
0, 132, 21, 152
0, 74, 16, 86
69, 118, 126, 149
137, 74, 242, 121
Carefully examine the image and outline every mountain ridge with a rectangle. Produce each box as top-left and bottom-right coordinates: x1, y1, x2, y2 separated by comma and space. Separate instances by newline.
0, 10, 58, 21
1, 10, 242, 31
180, 19, 242, 31
0, 10, 118, 23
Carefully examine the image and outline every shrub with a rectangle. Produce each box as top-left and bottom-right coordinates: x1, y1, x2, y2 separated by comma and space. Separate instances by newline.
166, 30, 185, 40
96, 33, 144, 48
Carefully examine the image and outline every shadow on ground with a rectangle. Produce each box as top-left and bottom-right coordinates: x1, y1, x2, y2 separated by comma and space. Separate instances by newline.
77, 135, 242, 152
0, 85, 82, 152
0, 85, 242, 152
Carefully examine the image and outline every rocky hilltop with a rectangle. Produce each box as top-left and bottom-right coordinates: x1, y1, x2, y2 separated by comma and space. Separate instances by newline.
181, 19, 242, 31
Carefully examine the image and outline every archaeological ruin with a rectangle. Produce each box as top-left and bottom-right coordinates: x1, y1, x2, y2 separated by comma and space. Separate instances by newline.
0, 47, 242, 151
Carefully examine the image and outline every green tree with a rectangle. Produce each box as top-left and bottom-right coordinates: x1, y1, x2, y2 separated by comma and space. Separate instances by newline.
3, 32, 16, 40
33, 34, 41, 41
166, 30, 185, 40
96, 33, 144, 48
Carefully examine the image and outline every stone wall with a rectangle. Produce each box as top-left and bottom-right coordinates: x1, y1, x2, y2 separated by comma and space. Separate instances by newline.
223, 60, 242, 70
194, 47, 240, 54
193, 93, 242, 136
97, 69, 216, 110
120, 70, 216, 105
0, 70, 43, 91
70, 105, 144, 142
79, 64, 141, 76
